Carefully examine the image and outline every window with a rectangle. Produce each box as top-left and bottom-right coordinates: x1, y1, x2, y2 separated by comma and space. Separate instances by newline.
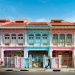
42, 34, 47, 39
52, 34, 58, 45
4, 34, 10, 39
36, 34, 41, 39
21, 37, 23, 39
18, 34, 23, 39
35, 34, 41, 46
42, 34, 48, 45
11, 34, 16, 39
28, 34, 34, 45
12, 37, 16, 39
66, 34, 72, 45
60, 34, 65, 46
29, 34, 34, 39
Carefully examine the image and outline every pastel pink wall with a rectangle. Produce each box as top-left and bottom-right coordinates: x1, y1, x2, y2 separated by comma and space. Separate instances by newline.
52, 57, 59, 68
2, 29, 25, 44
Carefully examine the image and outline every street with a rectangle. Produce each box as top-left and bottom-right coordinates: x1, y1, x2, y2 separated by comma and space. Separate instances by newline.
0, 71, 75, 75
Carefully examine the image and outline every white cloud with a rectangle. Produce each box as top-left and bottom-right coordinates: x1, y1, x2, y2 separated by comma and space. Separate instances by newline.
36, 18, 49, 22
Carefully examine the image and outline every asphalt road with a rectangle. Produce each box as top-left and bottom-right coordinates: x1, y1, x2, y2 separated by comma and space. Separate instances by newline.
0, 71, 75, 75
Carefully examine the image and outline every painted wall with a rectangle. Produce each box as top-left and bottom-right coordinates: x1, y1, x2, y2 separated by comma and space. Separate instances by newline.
0, 29, 25, 46
26, 30, 50, 46
25, 29, 51, 58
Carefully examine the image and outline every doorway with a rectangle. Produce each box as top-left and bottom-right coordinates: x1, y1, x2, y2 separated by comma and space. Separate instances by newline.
28, 51, 48, 68
52, 51, 72, 67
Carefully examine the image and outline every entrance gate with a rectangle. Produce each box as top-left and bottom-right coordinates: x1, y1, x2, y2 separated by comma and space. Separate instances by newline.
32, 57, 43, 68
61, 56, 72, 68
4, 57, 16, 68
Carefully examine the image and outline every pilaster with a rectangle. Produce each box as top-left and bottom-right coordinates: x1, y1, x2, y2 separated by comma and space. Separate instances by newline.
58, 55, 62, 68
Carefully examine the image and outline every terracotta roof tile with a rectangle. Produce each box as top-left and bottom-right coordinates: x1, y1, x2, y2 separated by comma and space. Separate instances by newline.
0, 20, 74, 27
27, 22, 48, 25
0, 22, 27, 26
50, 21, 74, 26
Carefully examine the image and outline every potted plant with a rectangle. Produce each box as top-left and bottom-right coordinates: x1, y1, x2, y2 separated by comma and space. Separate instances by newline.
15, 50, 22, 57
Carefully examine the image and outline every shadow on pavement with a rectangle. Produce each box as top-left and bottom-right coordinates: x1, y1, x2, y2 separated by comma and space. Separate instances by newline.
20, 69, 29, 71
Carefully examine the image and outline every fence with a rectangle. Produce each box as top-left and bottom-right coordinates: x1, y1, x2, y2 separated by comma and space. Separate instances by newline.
61, 56, 73, 68
21, 57, 29, 68
4, 57, 15, 68
4, 56, 73, 68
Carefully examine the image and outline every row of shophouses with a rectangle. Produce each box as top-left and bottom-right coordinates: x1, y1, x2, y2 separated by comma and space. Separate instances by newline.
0, 19, 75, 68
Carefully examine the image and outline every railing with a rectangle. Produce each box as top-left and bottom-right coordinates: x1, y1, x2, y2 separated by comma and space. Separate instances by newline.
4, 57, 15, 68
4, 40, 10, 44
18, 40, 24, 44
61, 56, 72, 68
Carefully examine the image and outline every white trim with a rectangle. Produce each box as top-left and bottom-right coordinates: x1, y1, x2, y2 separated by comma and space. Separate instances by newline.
4, 49, 23, 50
0, 26, 25, 29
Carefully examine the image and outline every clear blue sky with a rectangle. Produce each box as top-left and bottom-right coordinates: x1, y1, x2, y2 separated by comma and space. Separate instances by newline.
0, 0, 75, 22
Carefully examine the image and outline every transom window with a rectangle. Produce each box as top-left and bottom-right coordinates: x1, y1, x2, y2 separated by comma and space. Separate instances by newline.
29, 34, 34, 39
42, 34, 47, 39
18, 34, 23, 39
36, 34, 41, 39
53, 34, 58, 39
4, 34, 10, 39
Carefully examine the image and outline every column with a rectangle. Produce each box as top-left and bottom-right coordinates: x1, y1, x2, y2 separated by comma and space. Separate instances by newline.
0, 32, 1, 45
25, 31, 27, 46
74, 31, 75, 68
41, 33, 42, 47
65, 34, 67, 47
29, 54, 32, 68
16, 33, 18, 46
24, 49, 28, 58
58, 34, 60, 47
43, 54, 46, 68
2, 49, 4, 66
10, 33, 12, 46
73, 50, 75, 68
50, 30, 52, 57
24, 48, 26, 57
58, 55, 62, 68
50, 31, 52, 47
1, 32, 3, 46
72, 34, 74, 47
74, 32, 75, 46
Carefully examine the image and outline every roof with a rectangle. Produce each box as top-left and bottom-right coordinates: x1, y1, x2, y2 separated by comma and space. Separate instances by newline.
0, 22, 27, 26
27, 22, 48, 25
50, 21, 74, 26
0, 19, 74, 27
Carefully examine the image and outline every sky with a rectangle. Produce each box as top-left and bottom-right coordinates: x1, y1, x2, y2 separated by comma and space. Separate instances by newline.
0, 0, 75, 22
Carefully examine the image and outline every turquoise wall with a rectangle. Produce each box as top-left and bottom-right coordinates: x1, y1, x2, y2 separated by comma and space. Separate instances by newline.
23, 29, 52, 68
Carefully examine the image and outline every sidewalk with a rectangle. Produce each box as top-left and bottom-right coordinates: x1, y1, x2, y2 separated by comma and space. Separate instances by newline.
0, 68, 75, 72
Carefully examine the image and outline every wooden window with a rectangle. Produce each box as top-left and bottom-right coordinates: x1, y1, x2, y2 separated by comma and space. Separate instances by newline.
52, 34, 58, 45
